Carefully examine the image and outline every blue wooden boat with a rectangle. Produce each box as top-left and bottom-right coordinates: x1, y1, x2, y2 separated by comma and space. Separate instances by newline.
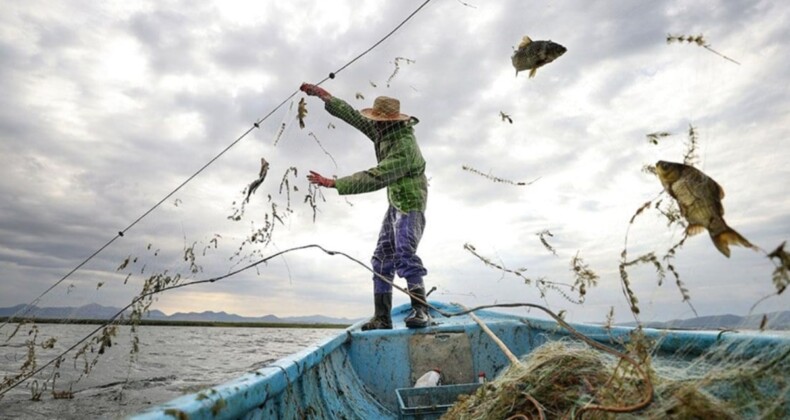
130, 302, 789, 419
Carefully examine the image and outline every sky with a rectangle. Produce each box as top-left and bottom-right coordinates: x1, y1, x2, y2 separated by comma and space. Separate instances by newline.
0, 0, 788, 325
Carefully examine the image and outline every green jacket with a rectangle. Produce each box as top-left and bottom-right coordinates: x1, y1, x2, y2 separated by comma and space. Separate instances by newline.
326, 97, 428, 213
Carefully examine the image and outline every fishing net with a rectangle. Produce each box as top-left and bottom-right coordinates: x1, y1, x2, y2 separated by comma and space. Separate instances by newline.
0, 6, 436, 412
1, 1, 788, 419
444, 336, 790, 419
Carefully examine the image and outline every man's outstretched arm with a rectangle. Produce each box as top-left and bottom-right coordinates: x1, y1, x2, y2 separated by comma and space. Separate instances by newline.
300, 83, 332, 102
306, 171, 335, 188
300, 83, 376, 140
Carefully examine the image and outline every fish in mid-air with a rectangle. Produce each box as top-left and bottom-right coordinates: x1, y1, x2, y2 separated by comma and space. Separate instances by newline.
297, 98, 308, 129
655, 160, 755, 257
245, 157, 270, 203
511, 36, 567, 78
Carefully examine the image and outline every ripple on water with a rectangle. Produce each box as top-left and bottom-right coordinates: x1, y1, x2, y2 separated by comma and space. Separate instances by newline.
0, 324, 342, 419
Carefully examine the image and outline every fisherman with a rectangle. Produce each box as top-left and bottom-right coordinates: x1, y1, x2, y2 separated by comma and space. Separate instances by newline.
300, 83, 430, 330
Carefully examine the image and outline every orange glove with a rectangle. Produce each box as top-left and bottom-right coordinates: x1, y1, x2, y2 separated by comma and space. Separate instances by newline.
300, 83, 331, 102
307, 171, 335, 188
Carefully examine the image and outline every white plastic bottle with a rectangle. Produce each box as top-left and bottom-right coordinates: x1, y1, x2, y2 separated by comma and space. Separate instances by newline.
414, 368, 442, 387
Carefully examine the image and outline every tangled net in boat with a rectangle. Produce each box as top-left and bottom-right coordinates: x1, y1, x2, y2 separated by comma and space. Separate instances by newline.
444, 337, 789, 419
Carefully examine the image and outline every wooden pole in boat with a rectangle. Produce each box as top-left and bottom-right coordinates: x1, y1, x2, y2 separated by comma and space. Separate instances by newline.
457, 303, 522, 366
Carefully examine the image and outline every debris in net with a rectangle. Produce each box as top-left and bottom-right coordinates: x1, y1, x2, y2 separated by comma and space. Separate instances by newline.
655, 160, 755, 257
604, 306, 615, 330
278, 167, 298, 213
202, 234, 221, 256
621, 194, 697, 317
173, 198, 182, 207
570, 251, 598, 300
245, 158, 270, 204
297, 98, 308, 129
646, 131, 671, 145
536, 230, 557, 255
445, 340, 763, 419
663, 234, 696, 315
667, 33, 741, 65
117, 256, 131, 271
272, 122, 286, 145
387, 57, 415, 87
683, 124, 699, 167
768, 241, 789, 295
463, 243, 584, 304
304, 183, 326, 222
184, 241, 201, 274
229, 195, 248, 221
643, 126, 696, 176
274, 100, 298, 145
308, 132, 338, 169
463, 243, 534, 284
511, 36, 567, 78
446, 342, 610, 419
462, 165, 540, 186
499, 111, 513, 124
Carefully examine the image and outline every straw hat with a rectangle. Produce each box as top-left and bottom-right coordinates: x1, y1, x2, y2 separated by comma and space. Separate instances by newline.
360, 96, 410, 122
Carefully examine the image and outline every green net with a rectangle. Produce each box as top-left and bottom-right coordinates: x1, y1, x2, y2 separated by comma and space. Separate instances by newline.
444, 336, 789, 419
1, 2, 788, 419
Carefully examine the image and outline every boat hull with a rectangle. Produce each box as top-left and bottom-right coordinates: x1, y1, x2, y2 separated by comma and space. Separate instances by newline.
131, 302, 790, 419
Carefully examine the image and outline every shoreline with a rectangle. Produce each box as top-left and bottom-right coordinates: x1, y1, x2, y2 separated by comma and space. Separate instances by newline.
0, 317, 350, 329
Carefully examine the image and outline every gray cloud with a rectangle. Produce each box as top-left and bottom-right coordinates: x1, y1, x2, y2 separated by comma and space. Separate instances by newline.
0, 0, 787, 323
127, 9, 205, 74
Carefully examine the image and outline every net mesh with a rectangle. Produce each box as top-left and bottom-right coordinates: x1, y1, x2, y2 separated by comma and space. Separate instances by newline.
0, 51, 440, 413
1, 2, 788, 419
2, 70, 789, 420
444, 336, 790, 419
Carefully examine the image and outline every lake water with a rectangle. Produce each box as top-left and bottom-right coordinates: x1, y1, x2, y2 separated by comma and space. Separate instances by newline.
0, 323, 343, 419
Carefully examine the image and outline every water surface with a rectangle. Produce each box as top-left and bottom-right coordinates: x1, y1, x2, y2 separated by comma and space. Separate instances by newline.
0, 323, 342, 419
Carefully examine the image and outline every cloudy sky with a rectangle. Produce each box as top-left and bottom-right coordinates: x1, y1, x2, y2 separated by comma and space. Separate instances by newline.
1, 0, 788, 325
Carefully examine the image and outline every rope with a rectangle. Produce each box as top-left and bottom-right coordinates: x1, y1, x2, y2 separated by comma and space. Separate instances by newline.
1, 243, 648, 399
316, 0, 433, 85
0, 0, 434, 332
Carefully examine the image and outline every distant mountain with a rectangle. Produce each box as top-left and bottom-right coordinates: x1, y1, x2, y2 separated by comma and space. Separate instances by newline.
5, 304, 786, 330
0, 304, 358, 325
621, 310, 790, 331
163, 311, 251, 323
0, 303, 136, 320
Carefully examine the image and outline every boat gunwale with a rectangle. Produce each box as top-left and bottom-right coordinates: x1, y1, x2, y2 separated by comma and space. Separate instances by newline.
130, 302, 790, 419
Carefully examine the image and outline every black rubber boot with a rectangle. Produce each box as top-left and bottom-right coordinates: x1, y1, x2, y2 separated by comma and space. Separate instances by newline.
361, 293, 392, 331
405, 286, 431, 329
